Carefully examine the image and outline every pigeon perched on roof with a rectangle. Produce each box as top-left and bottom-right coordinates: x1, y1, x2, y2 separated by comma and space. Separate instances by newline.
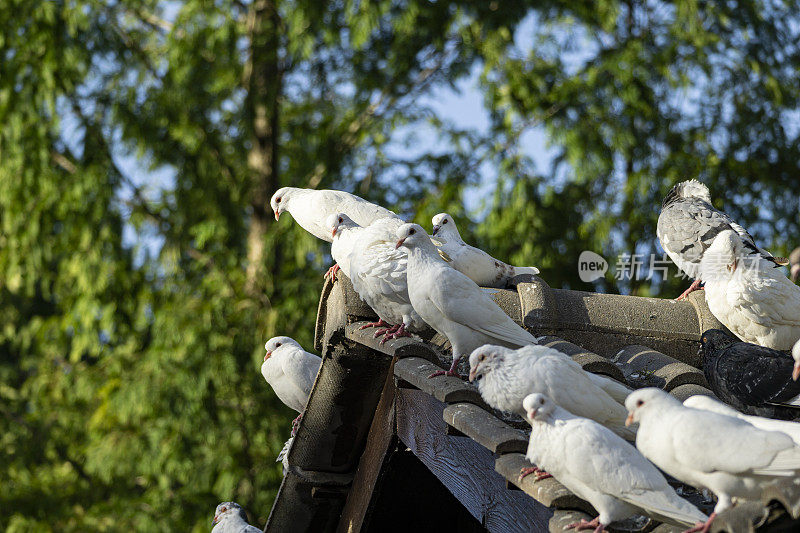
430, 213, 539, 288
790, 247, 800, 282
657, 180, 785, 300
523, 394, 707, 532
700, 230, 800, 351
327, 214, 426, 341
700, 329, 800, 419
469, 344, 636, 440
396, 223, 542, 377
211, 502, 261, 533
626, 388, 800, 531
684, 395, 800, 446
261, 337, 321, 466
270, 187, 396, 243
261, 336, 321, 414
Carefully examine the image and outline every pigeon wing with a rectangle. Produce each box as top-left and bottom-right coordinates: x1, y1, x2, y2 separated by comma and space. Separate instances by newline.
281, 348, 322, 401
670, 410, 795, 474
717, 343, 800, 407
427, 269, 540, 346
562, 420, 707, 526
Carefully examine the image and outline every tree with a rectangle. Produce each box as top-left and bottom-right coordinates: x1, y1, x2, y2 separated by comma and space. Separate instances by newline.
2, 1, 799, 531
0, 0, 502, 530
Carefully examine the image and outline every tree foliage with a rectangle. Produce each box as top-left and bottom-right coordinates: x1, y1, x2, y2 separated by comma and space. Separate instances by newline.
1, 0, 799, 531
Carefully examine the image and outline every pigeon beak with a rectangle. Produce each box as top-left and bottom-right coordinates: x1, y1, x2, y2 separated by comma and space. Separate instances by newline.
331, 227, 337, 238
212, 515, 219, 526
432, 225, 441, 236
527, 409, 537, 420
274, 210, 280, 221
793, 362, 800, 381
395, 238, 405, 249
468, 368, 476, 382
625, 413, 635, 427
264, 351, 272, 361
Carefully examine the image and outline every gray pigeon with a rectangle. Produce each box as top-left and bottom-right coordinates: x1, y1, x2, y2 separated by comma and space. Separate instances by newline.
657, 179, 784, 299
211, 502, 261, 533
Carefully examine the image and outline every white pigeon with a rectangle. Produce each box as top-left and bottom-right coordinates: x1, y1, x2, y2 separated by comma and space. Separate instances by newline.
261, 335, 322, 470
657, 179, 784, 300
523, 394, 707, 532
327, 214, 426, 341
430, 213, 539, 288
211, 502, 261, 533
261, 336, 321, 414
396, 223, 542, 377
793, 339, 800, 381
626, 387, 800, 530
469, 344, 636, 439
270, 186, 397, 243
700, 229, 800, 350
684, 395, 800, 446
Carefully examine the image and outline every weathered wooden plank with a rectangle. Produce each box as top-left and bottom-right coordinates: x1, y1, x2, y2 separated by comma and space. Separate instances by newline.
288, 334, 391, 473
494, 453, 592, 513
395, 388, 553, 533
443, 403, 528, 454
613, 345, 707, 391
393, 357, 488, 408
344, 322, 441, 364
336, 358, 398, 533
264, 468, 349, 533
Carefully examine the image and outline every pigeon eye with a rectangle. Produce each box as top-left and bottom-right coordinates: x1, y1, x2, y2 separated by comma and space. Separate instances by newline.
409, 229, 416, 235
338, 217, 343, 223
636, 400, 644, 407
276, 343, 281, 347
443, 219, 448, 224
539, 398, 544, 405
276, 197, 281, 203
478, 354, 485, 361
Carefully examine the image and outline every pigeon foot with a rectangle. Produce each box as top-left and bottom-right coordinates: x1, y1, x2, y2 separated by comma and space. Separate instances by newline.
564, 517, 604, 533
676, 278, 704, 300
324, 263, 341, 281
376, 323, 411, 345
290, 414, 303, 437
428, 356, 463, 379
359, 319, 391, 330
428, 369, 461, 379
682, 513, 716, 533
518, 466, 552, 482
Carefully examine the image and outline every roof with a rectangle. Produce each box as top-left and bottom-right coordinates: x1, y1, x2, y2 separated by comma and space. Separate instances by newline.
265, 274, 800, 533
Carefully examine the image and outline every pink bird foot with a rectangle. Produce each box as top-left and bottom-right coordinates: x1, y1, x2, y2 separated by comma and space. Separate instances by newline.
428, 356, 463, 379
676, 278, 704, 300
376, 324, 411, 344
324, 263, 341, 281
565, 517, 605, 533
358, 319, 391, 330
518, 466, 552, 482
290, 414, 303, 437
428, 369, 461, 378
682, 513, 716, 533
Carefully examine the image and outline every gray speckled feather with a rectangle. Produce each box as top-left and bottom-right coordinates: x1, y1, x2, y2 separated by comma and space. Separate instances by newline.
657, 180, 779, 280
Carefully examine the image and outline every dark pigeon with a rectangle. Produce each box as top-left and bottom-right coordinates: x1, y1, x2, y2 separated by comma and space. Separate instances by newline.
700, 329, 800, 420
